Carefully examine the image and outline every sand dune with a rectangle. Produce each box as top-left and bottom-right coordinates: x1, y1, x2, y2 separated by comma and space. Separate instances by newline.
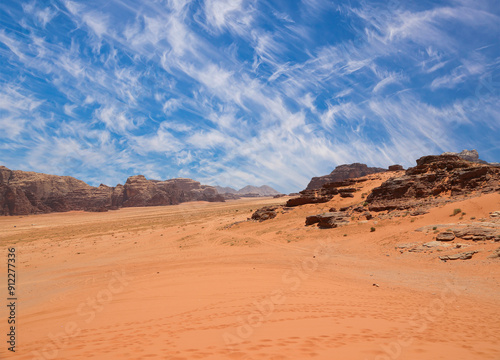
1, 182, 500, 359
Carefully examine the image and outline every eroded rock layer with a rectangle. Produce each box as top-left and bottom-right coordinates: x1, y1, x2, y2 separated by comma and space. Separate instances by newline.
366, 155, 500, 211
0, 166, 224, 215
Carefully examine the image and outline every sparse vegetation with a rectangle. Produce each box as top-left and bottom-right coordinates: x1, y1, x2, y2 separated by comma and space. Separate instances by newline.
410, 218, 415, 223
362, 201, 368, 206
432, 226, 437, 230
361, 193, 367, 199
370, 227, 376, 232
451, 208, 462, 216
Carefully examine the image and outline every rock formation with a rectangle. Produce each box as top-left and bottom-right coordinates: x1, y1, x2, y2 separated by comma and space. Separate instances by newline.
286, 178, 364, 207
306, 163, 386, 190
388, 165, 404, 171
0, 166, 224, 216
305, 212, 350, 228
441, 149, 487, 164
439, 251, 478, 261
366, 154, 500, 212
251, 207, 278, 221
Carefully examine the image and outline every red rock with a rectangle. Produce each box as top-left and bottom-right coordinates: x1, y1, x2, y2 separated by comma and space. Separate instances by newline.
388, 165, 404, 171
251, 207, 278, 221
366, 155, 500, 212
306, 163, 386, 190
0, 166, 224, 216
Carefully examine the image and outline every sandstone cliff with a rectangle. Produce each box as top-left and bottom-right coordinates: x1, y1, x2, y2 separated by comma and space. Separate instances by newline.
366, 154, 500, 211
305, 163, 388, 190
0, 166, 224, 215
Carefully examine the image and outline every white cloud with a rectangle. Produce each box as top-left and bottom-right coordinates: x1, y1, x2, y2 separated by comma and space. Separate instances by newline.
431, 73, 466, 90
373, 73, 404, 93
82, 11, 109, 37
95, 105, 137, 133
203, 0, 252, 33
187, 129, 232, 149
63, 103, 77, 116
130, 124, 182, 154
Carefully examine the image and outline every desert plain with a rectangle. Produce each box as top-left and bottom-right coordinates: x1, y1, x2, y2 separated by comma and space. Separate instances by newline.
1, 172, 500, 360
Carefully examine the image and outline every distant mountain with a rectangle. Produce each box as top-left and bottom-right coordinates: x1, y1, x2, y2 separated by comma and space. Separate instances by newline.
237, 185, 280, 196
214, 186, 238, 194
214, 184, 280, 197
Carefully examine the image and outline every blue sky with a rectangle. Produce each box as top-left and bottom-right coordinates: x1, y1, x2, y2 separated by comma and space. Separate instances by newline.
0, 0, 499, 193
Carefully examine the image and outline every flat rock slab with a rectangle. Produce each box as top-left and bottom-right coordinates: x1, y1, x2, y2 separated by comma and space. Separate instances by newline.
440, 251, 478, 261
452, 226, 499, 241
488, 247, 500, 259
423, 241, 452, 248
436, 231, 456, 241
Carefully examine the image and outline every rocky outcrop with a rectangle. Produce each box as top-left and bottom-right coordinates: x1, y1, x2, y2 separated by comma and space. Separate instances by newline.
286, 178, 363, 207
305, 212, 350, 228
439, 251, 478, 261
306, 163, 386, 190
388, 165, 404, 171
436, 232, 456, 241
441, 149, 487, 164
366, 155, 500, 212
452, 226, 499, 241
251, 206, 278, 221
0, 166, 224, 216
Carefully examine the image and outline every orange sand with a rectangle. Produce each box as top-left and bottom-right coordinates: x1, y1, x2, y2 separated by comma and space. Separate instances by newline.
1, 178, 500, 359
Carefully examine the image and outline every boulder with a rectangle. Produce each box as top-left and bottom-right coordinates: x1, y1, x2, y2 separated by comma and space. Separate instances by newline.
251, 207, 278, 221
490, 211, 500, 218
305, 215, 321, 225
439, 251, 478, 261
306, 212, 350, 229
436, 232, 456, 241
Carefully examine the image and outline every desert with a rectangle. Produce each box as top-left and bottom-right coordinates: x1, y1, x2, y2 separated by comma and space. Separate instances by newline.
1, 1, 500, 359
1, 153, 500, 360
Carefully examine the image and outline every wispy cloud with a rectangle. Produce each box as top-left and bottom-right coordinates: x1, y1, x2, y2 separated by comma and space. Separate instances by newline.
0, 0, 498, 192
